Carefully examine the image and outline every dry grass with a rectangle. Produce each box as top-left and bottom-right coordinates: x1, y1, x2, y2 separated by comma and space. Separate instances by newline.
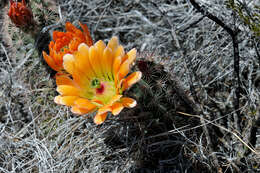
0, 0, 260, 172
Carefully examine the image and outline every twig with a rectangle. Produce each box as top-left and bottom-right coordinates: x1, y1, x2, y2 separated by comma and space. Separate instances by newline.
178, 111, 259, 156
253, 38, 260, 64
0, 43, 13, 70
179, 16, 205, 32
189, 0, 242, 131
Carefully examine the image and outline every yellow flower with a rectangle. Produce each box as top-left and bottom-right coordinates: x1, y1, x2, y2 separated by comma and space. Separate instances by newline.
54, 36, 142, 124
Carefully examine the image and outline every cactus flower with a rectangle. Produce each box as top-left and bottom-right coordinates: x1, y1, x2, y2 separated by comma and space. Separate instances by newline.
42, 22, 93, 71
8, 0, 34, 27
54, 36, 142, 124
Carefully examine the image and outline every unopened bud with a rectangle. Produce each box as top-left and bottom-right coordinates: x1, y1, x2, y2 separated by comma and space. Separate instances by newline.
8, 0, 34, 28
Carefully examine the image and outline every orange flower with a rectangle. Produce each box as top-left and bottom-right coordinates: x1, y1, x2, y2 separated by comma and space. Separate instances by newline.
8, 0, 34, 27
54, 37, 142, 124
42, 22, 93, 71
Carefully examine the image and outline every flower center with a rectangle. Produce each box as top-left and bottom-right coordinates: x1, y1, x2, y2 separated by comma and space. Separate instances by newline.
89, 78, 116, 105
90, 78, 105, 94
96, 84, 105, 94
91, 78, 101, 88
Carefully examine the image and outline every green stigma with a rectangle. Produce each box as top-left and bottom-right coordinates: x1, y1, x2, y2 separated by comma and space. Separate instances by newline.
60, 45, 69, 52
91, 78, 101, 88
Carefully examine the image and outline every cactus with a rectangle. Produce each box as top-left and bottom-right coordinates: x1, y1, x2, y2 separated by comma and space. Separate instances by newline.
4, 0, 58, 55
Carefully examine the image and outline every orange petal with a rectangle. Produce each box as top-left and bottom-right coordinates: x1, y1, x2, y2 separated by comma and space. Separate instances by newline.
54, 51, 64, 66
89, 46, 104, 79
53, 31, 63, 41
98, 105, 112, 115
76, 43, 96, 79
107, 36, 119, 52
102, 47, 113, 80
68, 39, 79, 52
71, 106, 90, 115
55, 74, 75, 86
65, 22, 76, 32
122, 71, 142, 91
56, 85, 80, 96
114, 45, 125, 59
93, 40, 108, 80
111, 102, 124, 115
63, 54, 75, 74
108, 95, 123, 105
92, 99, 104, 106
94, 40, 106, 54
70, 66, 91, 88
106, 37, 119, 80
94, 112, 108, 125
42, 51, 61, 71
121, 55, 128, 64
118, 59, 130, 81
126, 48, 137, 65
54, 95, 78, 106
79, 22, 93, 46
121, 97, 137, 108
113, 56, 122, 87
113, 45, 125, 75
74, 98, 97, 110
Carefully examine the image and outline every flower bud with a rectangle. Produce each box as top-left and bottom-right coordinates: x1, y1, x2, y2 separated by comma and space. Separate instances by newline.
8, 0, 34, 28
